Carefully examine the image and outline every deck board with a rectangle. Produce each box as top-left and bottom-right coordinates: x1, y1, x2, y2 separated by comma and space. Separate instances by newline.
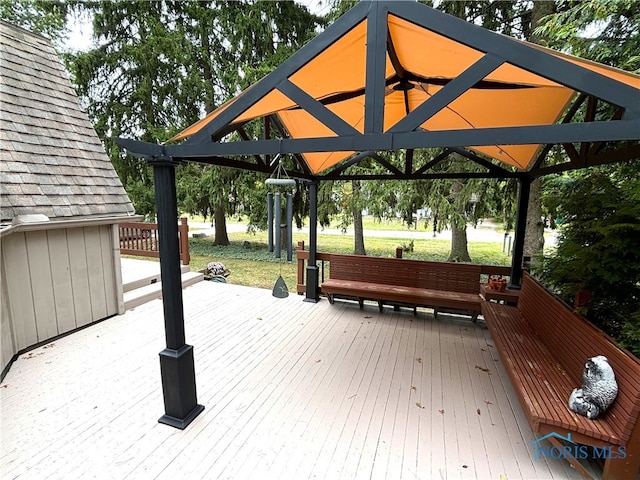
1, 281, 592, 479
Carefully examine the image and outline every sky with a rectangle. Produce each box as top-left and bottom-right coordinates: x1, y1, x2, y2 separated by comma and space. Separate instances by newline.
64, 11, 93, 52
64, 0, 333, 52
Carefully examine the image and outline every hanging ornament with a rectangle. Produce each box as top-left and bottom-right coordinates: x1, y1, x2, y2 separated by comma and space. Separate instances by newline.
265, 156, 296, 298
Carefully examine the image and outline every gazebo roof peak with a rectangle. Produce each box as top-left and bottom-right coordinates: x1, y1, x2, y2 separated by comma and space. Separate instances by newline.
117, 0, 639, 180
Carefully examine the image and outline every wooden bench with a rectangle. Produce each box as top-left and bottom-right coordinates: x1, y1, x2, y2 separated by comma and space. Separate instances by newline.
320, 254, 482, 320
482, 272, 640, 479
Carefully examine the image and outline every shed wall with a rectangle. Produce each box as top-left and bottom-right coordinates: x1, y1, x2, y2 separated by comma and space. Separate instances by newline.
1, 224, 122, 374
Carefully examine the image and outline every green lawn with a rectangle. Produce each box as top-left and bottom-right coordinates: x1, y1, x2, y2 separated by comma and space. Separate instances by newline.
189, 226, 512, 290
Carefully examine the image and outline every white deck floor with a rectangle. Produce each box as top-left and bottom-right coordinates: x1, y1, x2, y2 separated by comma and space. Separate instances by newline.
1, 281, 590, 479
120, 257, 161, 285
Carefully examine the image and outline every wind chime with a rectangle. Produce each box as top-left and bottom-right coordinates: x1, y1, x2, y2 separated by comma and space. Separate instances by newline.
265, 156, 296, 298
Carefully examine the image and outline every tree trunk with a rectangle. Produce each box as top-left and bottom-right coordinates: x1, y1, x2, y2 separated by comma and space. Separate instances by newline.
352, 180, 366, 255
523, 1, 555, 264
449, 223, 472, 262
353, 208, 366, 255
524, 177, 544, 259
199, 15, 215, 114
213, 205, 229, 246
448, 180, 471, 262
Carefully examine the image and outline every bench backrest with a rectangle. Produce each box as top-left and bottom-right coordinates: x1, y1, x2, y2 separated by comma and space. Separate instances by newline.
518, 272, 640, 442
328, 254, 481, 294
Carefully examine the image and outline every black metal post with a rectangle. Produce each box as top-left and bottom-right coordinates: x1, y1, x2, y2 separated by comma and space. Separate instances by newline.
509, 175, 531, 289
151, 159, 204, 429
305, 180, 320, 302
267, 192, 274, 252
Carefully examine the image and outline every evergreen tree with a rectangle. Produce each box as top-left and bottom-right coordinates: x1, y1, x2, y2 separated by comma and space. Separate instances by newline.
539, 167, 640, 355
533, 1, 640, 355
66, 0, 324, 228
0, 0, 70, 45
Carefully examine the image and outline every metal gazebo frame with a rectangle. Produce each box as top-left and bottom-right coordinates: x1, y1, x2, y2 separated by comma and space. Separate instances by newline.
115, 1, 640, 429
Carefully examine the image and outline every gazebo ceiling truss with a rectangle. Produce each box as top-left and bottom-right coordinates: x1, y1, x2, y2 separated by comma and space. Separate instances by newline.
116, 1, 640, 183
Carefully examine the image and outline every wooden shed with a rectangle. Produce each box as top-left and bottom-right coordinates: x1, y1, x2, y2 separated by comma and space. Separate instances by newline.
0, 21, 136, 377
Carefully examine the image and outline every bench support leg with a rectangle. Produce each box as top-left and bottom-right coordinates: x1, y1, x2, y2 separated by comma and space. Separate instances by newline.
547, 436, 595, 480
378, 301, 383, 313
358, 298, 364, 309
603, 416, 640, 480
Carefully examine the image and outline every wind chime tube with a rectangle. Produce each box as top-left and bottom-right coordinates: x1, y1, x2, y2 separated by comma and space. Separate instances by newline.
274, 192, 282, 259
286, 192, 293, 261
267, 192, 274, 252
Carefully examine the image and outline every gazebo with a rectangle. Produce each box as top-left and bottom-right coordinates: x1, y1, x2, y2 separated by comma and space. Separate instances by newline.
116, 1, 640, 428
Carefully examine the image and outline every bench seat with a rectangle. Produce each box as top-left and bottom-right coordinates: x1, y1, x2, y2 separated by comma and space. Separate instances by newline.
320, 254, 482, 319
322, 279, 482, 313
483, 301, 627, 447
482, 272, 640, 479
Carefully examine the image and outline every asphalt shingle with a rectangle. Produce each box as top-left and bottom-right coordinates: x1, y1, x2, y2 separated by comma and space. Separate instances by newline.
0, 20, 135, 223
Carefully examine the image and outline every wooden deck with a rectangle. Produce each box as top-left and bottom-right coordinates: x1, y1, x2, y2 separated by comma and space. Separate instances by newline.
1, 281, 591, 479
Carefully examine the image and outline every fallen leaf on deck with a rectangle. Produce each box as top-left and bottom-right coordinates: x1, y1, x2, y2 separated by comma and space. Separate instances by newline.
484, 400, 492, 405
475, 365, 490, 374
477, 408, 481, 415
416, 357, 422, 364
315, 359, 321, 363
411, 386, 417, 392
439, 409, 445, 415
416, 402, 425, 409
23, 352, 42, 360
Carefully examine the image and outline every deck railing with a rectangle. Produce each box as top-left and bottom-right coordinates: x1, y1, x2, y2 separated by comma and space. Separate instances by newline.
119, 217, 190, 265
296, 241, 331, 294
296, 241, 511, 295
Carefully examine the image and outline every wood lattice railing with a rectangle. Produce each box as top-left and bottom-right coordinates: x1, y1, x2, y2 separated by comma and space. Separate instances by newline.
119, 217, 190, 265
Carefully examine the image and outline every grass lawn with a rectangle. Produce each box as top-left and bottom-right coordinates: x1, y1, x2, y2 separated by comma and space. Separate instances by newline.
189, 226, 512, 290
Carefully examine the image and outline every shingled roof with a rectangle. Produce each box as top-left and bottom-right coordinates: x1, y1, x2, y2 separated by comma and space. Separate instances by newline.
0, 20, 134, 224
